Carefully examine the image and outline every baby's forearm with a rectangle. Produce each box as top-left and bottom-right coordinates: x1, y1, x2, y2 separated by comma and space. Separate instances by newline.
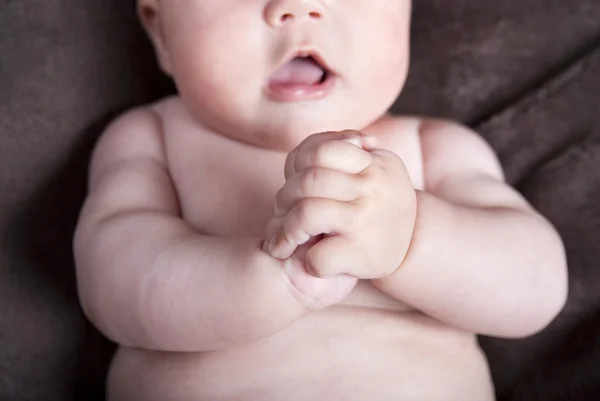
75, 212, 306, 352
373, 191, 568, 338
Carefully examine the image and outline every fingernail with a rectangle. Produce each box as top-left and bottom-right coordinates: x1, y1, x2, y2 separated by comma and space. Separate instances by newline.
362, 135, 378, 149
346, 137, 362, 148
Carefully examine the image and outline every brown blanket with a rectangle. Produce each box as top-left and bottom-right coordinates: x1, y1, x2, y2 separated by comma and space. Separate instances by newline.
1, 0, 599, 400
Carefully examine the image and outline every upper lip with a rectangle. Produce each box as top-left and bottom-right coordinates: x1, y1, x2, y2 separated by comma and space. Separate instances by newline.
273, 47, 337, 78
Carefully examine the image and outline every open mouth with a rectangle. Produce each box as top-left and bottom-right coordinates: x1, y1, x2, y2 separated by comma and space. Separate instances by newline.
266, 52, 336, 102
269, 55, 330, 86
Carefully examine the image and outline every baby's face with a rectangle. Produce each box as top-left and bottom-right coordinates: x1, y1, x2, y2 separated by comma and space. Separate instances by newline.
142, 0, 411, 150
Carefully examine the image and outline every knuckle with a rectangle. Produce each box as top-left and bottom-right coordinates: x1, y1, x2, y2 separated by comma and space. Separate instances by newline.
300, 167, 322, 194
282, 220, 305, 246
339, 207, 357, 232
281, 220, 294, 243
313, 141, 334, 166
379, 165, 395, 183
359, 168, 379, 193
373, 158, 402, 183
296, 199, 315, 226
385, 153, 407, 174
373, 150, 397, 169
283, 209, 300, 236
347, 175, 362, 196
351, 204, 368, 228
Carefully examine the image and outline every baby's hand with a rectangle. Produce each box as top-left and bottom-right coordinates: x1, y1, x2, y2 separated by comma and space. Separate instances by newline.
267, 131, 417, 280
263, 218, 358, 311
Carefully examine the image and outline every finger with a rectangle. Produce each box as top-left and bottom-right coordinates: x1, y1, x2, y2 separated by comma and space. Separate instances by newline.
294, 139, 373, 176
274, 168, 365, 217
285, 131, 375, 178
268, 199, 355, 260
368, 149, 412, 185
285, 133, 338, 180
264, 216, 283, 239
284, 146, 301, 180
360, 134, 379, 150
262, 217, 284, 252
370, 148, 409, 173
305, 236, 365, 278
371, 149, 398, 159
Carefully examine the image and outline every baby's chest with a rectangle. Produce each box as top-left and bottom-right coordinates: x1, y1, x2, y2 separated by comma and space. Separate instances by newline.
163, 117, 424, 238
170, 149, 285, 238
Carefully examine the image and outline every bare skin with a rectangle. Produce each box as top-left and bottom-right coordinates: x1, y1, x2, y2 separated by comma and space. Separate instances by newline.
73, 0, 568, 399
74, 97, 566, 400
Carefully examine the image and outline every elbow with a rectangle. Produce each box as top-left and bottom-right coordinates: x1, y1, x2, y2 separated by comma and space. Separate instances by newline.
500, 250, 569, 339
531, 265, 569, 337
75, 261, 147, 348
79, 298, 113, 341
504, 284, 567, 339
74, 244, 114, 342
507, 218, 569, 338
77, 276, 136, 346
78, 286, 122, 344
526, 226, 569, 336
78, 282, 166, 350
74, 236, 129, 346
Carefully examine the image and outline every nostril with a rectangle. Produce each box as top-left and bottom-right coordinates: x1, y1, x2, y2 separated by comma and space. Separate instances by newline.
269, 5, 324, 26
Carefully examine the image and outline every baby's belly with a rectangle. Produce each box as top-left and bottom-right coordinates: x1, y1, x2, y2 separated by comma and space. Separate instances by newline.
108, 305, 494, 401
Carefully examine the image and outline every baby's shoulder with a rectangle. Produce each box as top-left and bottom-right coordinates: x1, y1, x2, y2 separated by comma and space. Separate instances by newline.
89, 102, 167, 174
379, 115, 497, 162
93, 96, 191, 161
376, 115, 485, 146
377, 115, 503, 187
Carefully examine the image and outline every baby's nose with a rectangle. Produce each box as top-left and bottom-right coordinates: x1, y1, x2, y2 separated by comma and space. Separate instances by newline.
264, 0, 326, 27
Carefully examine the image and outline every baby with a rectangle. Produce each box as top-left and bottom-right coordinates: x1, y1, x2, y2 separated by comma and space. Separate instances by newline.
73, 0, 569, 400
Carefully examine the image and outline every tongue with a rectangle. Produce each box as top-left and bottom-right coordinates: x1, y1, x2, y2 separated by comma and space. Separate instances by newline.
270, 58, 325, 86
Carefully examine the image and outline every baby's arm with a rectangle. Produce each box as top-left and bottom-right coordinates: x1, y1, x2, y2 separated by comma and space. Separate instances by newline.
73, 108, 307, 352
373, 120, 568, 338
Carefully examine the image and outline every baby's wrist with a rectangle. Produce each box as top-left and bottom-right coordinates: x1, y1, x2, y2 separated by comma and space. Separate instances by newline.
257, 243, 312, 310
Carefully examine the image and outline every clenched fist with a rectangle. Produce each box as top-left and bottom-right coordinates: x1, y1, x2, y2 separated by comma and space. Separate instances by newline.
266, 130, 417, 284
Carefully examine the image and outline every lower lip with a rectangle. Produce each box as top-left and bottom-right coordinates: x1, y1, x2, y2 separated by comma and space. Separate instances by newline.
265, 74, 336, 102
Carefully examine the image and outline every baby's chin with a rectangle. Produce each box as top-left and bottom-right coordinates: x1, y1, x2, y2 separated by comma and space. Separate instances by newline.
216, 124, 318, 152
187, 98, 389, 151
238, 119, 371, 152
240, 109, 388, 151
